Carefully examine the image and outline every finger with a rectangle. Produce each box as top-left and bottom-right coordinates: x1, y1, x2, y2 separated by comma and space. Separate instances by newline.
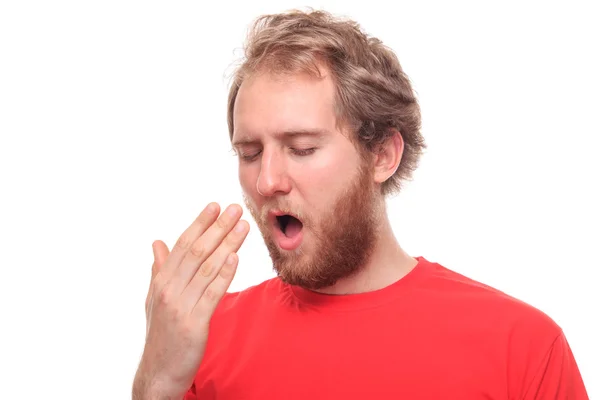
191, 252, 239, 323
150, 241, 163, 279
145, 258, 157, 314
146, 241, 170, 314
159, 202, 220, 281
168, 204, 243, 295
152, 240, 170, 277
182, 219, 249, 311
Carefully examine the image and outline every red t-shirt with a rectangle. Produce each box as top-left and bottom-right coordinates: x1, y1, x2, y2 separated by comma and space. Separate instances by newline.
185, 256, 588, 399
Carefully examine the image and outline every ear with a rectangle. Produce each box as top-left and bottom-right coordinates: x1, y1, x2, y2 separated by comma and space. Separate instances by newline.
373, 129, 404, 186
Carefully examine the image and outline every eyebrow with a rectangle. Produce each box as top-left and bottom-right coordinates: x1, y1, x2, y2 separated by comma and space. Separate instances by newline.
231, 129, 330, 147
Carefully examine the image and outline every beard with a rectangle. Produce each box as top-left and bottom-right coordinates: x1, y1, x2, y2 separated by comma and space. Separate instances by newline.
244, 161, 380, 291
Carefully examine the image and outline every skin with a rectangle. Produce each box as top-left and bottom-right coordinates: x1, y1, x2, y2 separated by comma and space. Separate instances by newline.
133, 65, 418, 399
133, 203, 250, 399
233, 68, 418, 294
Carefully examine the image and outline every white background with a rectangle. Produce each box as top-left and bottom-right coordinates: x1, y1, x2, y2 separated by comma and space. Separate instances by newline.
1, 1, 598, 398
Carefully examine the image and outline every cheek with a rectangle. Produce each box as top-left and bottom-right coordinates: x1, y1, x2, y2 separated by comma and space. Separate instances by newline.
239, 166, 257, 195
309, 142, 361, 179
294, 159, 350, 212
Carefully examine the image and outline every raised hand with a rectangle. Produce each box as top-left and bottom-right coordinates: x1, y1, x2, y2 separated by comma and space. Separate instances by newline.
133, 203, 249, 399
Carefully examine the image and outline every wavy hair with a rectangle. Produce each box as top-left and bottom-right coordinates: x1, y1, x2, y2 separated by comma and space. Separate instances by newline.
227, 9, 426, 195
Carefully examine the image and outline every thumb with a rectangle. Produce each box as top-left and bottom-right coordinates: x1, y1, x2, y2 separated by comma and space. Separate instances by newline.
146, 240, 171, 316
151, 240, 170, 278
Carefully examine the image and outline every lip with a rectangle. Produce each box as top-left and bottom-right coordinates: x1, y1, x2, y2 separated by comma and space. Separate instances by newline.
268, 209, 301, 220
267, 210, 304, 251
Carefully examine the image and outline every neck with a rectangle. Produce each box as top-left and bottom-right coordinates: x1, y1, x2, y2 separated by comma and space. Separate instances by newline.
314, 204, 418, 295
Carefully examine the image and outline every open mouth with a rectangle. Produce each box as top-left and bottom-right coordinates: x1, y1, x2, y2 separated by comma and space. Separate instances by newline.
275, 214, 304, 238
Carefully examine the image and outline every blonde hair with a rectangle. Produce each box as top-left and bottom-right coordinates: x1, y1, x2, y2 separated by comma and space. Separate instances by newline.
227, 9, 426, 195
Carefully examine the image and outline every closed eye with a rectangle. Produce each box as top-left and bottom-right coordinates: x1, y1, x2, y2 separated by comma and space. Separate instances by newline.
291, 148, 317, 156
238, 148, 316, 162
240, 150, 262, 162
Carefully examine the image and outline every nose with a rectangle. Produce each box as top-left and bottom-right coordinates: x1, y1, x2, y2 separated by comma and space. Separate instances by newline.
256, 148, 291, 197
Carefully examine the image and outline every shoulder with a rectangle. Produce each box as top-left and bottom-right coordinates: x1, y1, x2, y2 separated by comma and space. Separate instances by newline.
420, 258, 562, 339
421, 258, 570, 389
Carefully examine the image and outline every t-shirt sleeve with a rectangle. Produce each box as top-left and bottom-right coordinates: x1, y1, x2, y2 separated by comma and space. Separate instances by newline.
182, 382, 197, 400
522, 331, 589, 399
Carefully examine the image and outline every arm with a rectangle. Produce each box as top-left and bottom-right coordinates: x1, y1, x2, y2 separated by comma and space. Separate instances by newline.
131, 377, 196, 400
522, 331, 589, 399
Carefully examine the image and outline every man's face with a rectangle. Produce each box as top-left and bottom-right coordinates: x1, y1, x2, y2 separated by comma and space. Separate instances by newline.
232, 69, 380, 290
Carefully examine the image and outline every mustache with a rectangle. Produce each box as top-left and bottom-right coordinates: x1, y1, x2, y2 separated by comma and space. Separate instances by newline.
243, 195, 309, 225
262, 201, 308, 223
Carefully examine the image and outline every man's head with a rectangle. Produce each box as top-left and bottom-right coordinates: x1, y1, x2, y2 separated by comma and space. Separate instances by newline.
228, 10, 426, 290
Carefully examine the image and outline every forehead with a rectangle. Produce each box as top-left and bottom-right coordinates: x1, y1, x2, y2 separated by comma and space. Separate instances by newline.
232, 70, 339, 142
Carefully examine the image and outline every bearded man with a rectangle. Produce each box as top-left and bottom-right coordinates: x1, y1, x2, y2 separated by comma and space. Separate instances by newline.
133, 9, 589, 400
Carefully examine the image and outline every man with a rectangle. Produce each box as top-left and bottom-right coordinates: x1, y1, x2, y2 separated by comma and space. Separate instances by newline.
133, 9, 588, 399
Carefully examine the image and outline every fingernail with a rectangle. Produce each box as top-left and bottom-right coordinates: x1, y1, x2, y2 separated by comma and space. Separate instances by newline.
227, 254, 236, 264
207, 203, 218, 214
235, 221, 245, 232
228, 205, 239, 216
